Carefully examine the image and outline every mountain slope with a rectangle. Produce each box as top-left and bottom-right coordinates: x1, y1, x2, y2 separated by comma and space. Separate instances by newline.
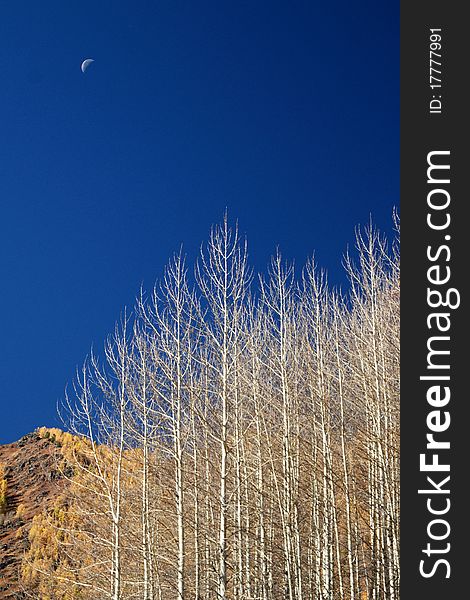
0, 432, 69, 599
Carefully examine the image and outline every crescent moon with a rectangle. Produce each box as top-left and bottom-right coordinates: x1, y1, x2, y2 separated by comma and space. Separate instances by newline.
81, 59, 94, 73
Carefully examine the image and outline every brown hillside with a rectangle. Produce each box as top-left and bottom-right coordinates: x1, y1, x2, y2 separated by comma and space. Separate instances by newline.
0, 431, 70, 599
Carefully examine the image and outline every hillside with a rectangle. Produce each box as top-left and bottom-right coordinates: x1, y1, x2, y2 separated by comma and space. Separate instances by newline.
0, 431, 70, 599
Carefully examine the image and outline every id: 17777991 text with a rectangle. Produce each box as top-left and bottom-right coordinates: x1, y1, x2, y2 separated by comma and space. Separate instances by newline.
429, 28, 443, 114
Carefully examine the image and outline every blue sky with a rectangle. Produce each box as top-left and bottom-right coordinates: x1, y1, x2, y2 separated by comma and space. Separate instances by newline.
0, 1, 398, 443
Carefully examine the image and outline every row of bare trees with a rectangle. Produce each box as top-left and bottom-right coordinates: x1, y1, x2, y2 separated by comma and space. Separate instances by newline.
24, 215, 399, 600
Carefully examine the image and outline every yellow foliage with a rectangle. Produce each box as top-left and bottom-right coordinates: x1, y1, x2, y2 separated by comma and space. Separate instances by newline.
22, 490, 90, 599
0, 477, 7, 511
37, 427, 91, 464
37, 427, 66, 444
